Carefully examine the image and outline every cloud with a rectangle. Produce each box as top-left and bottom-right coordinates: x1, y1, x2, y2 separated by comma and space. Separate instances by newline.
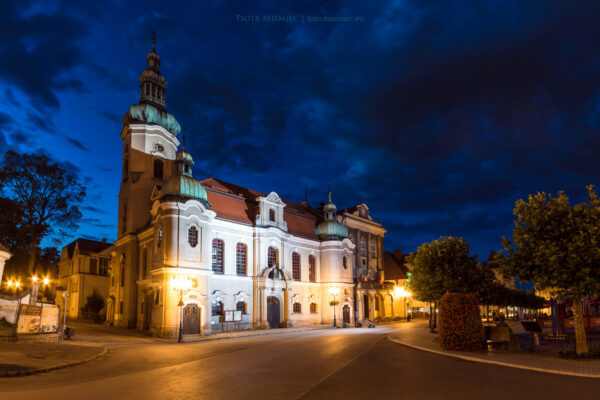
64, 136, 90, 152
82, 205, 109, 214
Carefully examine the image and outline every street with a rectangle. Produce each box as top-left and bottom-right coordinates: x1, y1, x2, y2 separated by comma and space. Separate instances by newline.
1, 323, 598, 400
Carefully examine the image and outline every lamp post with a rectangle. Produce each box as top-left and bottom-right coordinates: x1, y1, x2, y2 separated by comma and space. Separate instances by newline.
171, 276, 192, 343
328, 287, 340, 328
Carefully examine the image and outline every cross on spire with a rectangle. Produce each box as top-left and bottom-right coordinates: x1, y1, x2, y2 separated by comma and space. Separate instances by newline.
152, 31, 156, 52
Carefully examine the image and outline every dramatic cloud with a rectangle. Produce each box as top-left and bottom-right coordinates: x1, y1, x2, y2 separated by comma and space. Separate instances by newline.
2, 0, 599, 255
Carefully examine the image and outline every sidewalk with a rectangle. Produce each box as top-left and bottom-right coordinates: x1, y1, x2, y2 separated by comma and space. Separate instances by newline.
0, 341, 106, 377
388, 321, 600, 378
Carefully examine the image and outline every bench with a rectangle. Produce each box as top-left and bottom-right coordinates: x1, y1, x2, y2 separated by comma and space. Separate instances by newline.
485, 326, 520, 351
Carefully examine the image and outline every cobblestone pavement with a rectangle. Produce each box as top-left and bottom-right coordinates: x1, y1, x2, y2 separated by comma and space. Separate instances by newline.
388, 320, 600, 377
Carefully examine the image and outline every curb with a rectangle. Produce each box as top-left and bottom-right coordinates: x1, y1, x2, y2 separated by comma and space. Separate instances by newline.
180, 326, 334, 343
387, 335, 600, 379
0, 345, 108, 378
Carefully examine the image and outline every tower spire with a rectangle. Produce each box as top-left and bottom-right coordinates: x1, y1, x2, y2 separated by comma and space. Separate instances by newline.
152, 31, 156, 52
328, 183, 332, 203
138, 32, 167, 111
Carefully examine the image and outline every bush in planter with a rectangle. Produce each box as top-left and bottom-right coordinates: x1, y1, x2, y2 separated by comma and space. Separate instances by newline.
438, 292, 483, 351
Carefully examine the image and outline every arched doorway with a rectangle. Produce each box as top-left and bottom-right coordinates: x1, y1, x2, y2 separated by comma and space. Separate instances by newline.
267, 296, 280, 329
343, 305, 351, 324
363, 294, 370, 320
375, 294, 384, 318
183, 303, 201, 334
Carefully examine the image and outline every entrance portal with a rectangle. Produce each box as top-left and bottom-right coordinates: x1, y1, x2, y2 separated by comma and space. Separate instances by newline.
267, 296, 280, 329
363, 294, 370, 320
182, 303, 201, 334
343, 305, 351, 324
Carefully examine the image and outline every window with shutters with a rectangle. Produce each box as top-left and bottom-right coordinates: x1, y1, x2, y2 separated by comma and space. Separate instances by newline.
310, 303, 318, 313
212, 239, 224, 274
292, 252, 301, 281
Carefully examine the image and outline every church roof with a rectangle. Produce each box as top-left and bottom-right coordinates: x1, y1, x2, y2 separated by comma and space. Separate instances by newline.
200, 178, 320, 240
0, 243, 9, 254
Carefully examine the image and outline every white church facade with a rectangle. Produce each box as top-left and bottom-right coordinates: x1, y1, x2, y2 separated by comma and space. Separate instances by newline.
103, 38, 361, 338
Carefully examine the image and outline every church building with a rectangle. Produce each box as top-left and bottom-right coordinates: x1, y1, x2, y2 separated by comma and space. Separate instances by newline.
101, 38, 402, 338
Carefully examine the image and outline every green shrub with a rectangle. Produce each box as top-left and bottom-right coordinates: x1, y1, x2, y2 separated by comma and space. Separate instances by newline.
86, 290, 105, 314
439, 292, 483, 351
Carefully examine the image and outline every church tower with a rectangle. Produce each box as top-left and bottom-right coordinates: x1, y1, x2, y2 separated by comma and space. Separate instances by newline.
118, 34, 181, 239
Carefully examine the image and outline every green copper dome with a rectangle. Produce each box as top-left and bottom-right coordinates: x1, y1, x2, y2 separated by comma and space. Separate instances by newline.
315, 219, 348, 241
315, 186, 348, 241
122, 103, 181, 135
159, 174, 211, 207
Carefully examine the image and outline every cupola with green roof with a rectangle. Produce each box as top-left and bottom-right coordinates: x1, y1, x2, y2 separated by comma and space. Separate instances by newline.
158, 139, 210, 208
315, 186, 348, 241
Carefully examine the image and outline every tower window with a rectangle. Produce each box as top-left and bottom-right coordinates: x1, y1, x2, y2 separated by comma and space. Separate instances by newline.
236, 243, 247, 276
292, 252, 301, 281
269, 208, 275, 222
343, 256, 348, 270
188, 226, 198, 248
268, 247, 277, 268
309, 255, 316, 282
157, 227, 163, 248
212, 239, 224, 274
153, 159, 164, 179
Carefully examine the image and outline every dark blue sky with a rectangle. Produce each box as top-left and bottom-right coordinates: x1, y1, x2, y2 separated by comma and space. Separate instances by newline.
1, 0, 600, 259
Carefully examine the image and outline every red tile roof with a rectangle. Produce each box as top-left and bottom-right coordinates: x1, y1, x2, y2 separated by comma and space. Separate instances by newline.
384, 250, 409, 280
64, 238, 113, 258
200, 178, 319, 240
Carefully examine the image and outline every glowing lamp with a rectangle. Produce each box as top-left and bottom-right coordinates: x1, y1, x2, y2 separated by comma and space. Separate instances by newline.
43, 277, 50, 285
32, 276, 38, 282
7, 280, 13, 287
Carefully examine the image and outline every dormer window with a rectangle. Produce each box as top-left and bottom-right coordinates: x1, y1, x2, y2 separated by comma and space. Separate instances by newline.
269, 209, 275, 222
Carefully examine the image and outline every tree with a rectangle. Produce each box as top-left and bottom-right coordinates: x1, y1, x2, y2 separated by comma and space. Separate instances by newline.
0, 151, 85, 277
499, 186, 600, 354
85, 290, 106, 314
408, 237, 489, 329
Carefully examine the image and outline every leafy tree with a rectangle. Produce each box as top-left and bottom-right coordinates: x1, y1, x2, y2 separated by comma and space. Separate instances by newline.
0, 151, 85, 277
408, 237, 489, 329
499, 186, 600, 354
408, 237, 487, 301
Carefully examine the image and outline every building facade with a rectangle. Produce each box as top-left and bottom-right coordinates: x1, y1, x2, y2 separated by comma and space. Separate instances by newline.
56, 238, 112, 318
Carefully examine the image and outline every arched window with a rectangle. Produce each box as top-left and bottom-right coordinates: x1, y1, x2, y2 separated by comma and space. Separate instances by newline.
268, 247, 277, 268
188, 226, 198, 247
269, 208, 275, 222
236, 301, 247, 314
293, 303, 301, 314
343, 256, 348, 270
310, 303, 318, 313
292, 252, 301, 281
212, 301, 223, 316
153, 159, 164, 179
309, 255, 316, 282
157, 227, 163, 248
212, 239, 224, 274
236, 243, 247, 275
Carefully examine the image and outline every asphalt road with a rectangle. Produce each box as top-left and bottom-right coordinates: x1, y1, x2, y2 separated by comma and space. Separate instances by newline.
1, 324, 598, 400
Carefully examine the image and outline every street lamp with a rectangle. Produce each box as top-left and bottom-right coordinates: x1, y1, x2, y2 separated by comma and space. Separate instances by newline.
171, 276, 192, 343
328, 287, 340, 328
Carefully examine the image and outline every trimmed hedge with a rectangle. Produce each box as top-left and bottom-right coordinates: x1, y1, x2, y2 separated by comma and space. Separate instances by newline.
439, 292, 483, 351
